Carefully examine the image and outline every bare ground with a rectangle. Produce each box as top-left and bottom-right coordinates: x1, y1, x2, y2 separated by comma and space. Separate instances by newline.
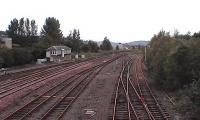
62, 58, 122, 120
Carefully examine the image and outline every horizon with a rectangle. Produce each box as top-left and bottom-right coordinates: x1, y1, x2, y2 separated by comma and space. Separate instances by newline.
1, 0, 200, 43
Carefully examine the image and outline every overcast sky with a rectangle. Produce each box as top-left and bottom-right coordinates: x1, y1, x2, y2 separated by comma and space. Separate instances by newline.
1, 0, 200, 43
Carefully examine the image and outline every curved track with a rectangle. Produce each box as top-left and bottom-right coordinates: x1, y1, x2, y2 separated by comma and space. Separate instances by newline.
109, 54, 171, 120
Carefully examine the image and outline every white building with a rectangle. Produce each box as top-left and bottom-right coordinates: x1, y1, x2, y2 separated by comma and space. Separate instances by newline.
46, 46, 71, 62
0, 37, 12, 49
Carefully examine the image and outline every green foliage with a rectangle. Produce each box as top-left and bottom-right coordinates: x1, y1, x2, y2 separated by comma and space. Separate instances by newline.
147, 30, 200, 118
101, 36, 113, 51
25, 18, 31, 36
12, 36, 39, 47
0, 48, 37, 68
7, 18, 19, 37
19, 18, 25, 36
88, 40, 99, 52
81, 43, 90, 52
64, 29, 82, 52
147, 30, 200, 90
176, 80, 200, 119
30, 41, 48, 60
30, 20, 38, 36
0, 48, 14, 67
7, 18, 38, 37
12, 48, 33, 65
6, 18, 38, 47
41, 17, 63, 46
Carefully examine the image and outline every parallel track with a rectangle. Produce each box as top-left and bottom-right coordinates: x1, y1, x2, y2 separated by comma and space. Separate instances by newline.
133, 55, 170, 120
109, 54, 171, 120
0, 56, 112, 99
3, 55, 121, 120
0, 62, 92, 99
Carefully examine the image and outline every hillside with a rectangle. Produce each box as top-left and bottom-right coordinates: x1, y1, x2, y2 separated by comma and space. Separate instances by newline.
97, 40, 149, 48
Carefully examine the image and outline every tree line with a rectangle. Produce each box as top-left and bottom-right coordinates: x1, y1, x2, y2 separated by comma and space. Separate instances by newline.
146, 30, 200, 119
0, 17, 113, 68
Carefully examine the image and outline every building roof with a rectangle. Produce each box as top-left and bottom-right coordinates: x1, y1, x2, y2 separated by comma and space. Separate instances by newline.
47, 45, 71, 51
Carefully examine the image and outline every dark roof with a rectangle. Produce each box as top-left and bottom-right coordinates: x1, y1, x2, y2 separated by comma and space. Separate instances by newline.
47, 46, 71, 51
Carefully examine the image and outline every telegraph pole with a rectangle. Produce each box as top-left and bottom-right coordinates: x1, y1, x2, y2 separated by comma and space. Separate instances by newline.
145, 46, 147, 62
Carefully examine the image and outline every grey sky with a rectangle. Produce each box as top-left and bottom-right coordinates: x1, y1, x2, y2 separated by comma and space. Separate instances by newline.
1, 0, 200, 43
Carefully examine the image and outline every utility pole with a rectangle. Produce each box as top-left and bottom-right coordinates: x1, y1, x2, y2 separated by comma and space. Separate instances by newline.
145, 46, 147, 62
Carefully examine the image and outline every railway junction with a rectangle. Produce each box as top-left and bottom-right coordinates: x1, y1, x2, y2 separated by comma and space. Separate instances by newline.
0, 53, 173, 120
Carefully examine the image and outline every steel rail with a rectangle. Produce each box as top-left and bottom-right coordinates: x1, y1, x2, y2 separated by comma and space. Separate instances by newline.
0, 62, 92, 99
111, 56, 138, 120
3, 55, 121, 120
0, 62, 91, 94
128, 58, 155, 120
40, 56, 120, 120
138, 56, 170, 120
2, 66, 94, 120
0, 55, 110, 86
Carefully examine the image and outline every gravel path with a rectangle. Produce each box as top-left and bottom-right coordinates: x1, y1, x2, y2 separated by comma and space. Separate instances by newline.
62, 58, 122, 120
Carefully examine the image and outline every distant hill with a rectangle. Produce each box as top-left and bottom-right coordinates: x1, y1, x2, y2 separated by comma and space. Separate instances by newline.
97, 40, 149, 48
97, 41, 121, 48
127, 40, 149, 46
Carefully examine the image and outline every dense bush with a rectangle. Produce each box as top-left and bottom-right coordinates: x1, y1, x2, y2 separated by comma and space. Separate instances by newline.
12, 36, 39, 47
147, 31, 200, 90
12, 48, 33, 65
146, 30, 200, 119
0, 48, 35, 67
0, 48, 14, 67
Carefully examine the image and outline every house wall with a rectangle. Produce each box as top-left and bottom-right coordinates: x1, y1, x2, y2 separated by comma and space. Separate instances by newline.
56, 49, 71, 55
46, 48, 72, 62
46, 51, 50, 57
0, 37, 12, 49
49, 54, 71, 62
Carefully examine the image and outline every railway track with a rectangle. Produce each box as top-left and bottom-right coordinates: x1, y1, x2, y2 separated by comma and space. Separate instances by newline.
0, 61, 92, 99
0, 61, 75, 81
2, 55, 121, 120
109, 54, 171, 120
0, 56, 113, 100
0, 55, 109, 82
109, 56, 138, 120
133, 55, 170, 120
0, 55, 108, 81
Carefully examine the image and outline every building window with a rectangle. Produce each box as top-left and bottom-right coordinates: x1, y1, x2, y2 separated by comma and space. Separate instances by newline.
51, 50, 56, 55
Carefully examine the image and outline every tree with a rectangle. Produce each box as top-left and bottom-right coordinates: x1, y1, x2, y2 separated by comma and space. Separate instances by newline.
6, 18, 19, 37
19, 18, 25, 36
81, 43, 90, 52
25, 18, 31, 36
12, 48, 33, 65
193, 31, 200, 38
65, 29, 82, 52
41, 17, 63, 45
101, 36, 113, 50
0, 48, 14, 67
30, 20, 38, 36
147, 30, 200, 91
88, 40, 99, 52
7, 18, 38, 37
